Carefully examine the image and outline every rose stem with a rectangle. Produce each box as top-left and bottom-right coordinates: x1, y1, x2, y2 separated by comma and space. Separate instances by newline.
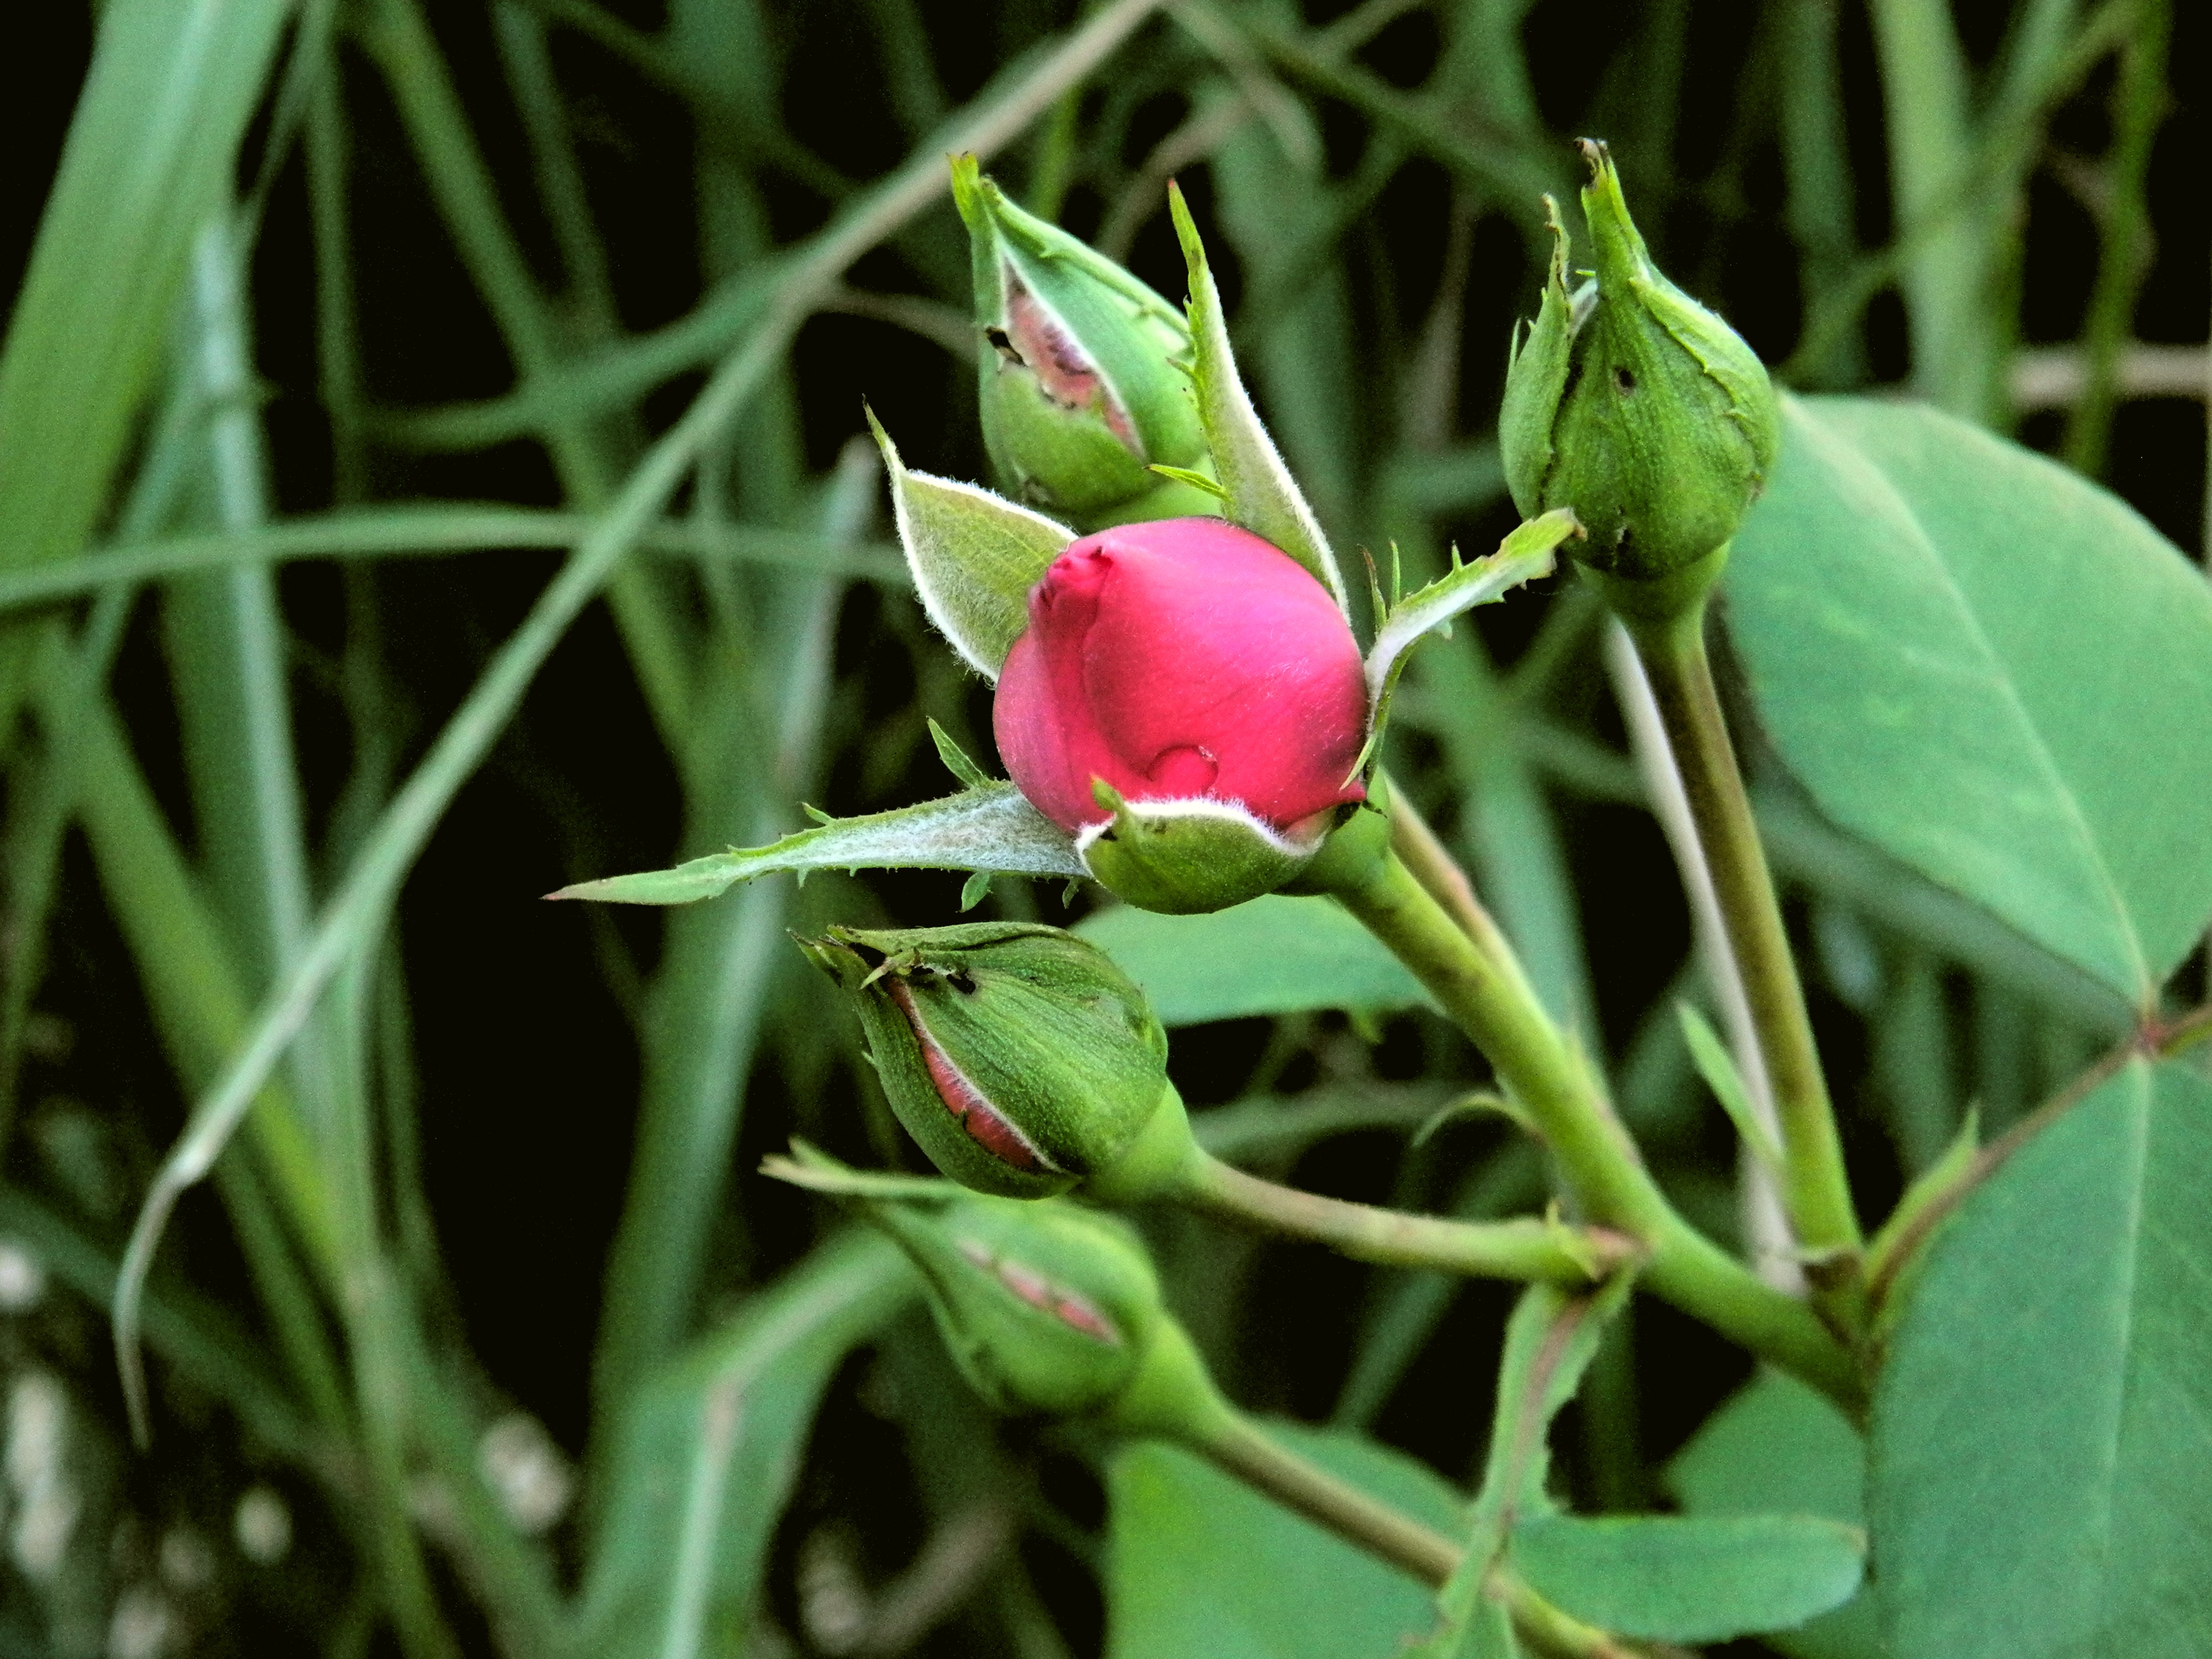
1328, 847, 1861, 1411
1490, 1568, 1650, 1659
1619, 597, 1865, 1310
1172, 1149, 1640, 1283
1386, 776, 1526, 972
1178, 1403, 1462, 1586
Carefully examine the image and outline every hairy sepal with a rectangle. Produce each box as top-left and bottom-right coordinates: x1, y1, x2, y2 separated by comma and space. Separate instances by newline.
1354, 510, 1577, 778
549, 782, 1083, 905
1166, 181, 1349, 617
1076, 788, 1327, 915
868, 406, 1072, 679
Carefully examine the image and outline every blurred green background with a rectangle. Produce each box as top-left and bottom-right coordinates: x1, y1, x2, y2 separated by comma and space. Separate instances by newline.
0, 0, 2200, 1653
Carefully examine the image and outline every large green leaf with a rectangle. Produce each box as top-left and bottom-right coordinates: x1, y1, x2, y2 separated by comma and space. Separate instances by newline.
1509, 1512, 1863, 1644
1665, 1369, 1881, 1659
1725, 397, 2212, 1006
1073, 895, 1432, 1025
1105, 1422, 1463, 1659
1867, 1059, 2212, 1659
575, 1232, 914, 1659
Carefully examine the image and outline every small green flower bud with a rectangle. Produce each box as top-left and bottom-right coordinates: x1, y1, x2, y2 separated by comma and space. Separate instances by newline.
951, 156, 1217, 527
1500, 142, 1781, 589
881, 1187, 1161, 1417
767, 1146, 1222, 1425
799, 921, 1182, 1199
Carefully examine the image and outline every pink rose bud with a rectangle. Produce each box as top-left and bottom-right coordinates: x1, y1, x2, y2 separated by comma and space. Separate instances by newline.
993, 518, 1368, 845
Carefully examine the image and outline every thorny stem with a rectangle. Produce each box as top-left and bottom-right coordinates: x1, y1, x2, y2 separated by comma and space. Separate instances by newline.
1174, 1148, 1640, 1284
1329, 848, 1861, 1410
1619, 599, 1866, 1332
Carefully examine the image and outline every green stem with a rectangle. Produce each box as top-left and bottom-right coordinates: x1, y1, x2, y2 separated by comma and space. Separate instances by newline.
1188, 1403, 1462, 1587
1620, 602, 1865, 1288
1331, 848, 1861, 1409
2061, 0, 2168, 476
1175, 1149, 1636, 1284
1387, 777, 1522, 970
1489, 1568, 1644, 1659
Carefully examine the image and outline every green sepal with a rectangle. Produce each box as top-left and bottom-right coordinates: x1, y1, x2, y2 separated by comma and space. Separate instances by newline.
1167, 181, 1350, 615
799, 921, 1171, 1199
868, 405, 1071, 679
1353, 510, 1576, 780
1498, 197, 1577, 523
1078, 783, 1326, 915
547, 781, 1082, 906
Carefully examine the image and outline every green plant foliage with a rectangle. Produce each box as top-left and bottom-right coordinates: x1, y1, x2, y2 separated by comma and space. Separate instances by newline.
1073, 896, 1432, 1025
1104, 1423, 1463, 1659
1867, 1059, 2212, 1658
1507, 1512, 1864, 1644
1726, 397, 2212, 1006
2, 0, 2200, 1650
0, 0, 291, 583
575, 1233, 913, 1659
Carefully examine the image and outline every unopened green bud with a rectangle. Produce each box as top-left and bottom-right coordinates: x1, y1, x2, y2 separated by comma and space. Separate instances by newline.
798, 921, 1185, 1200
1500, 142, 1781, 590
951, 156, 1216, 527
769, 1147, 1223, 1428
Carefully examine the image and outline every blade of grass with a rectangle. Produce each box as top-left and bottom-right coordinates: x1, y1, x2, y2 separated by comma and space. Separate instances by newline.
1775, 0, 1863, 387
672, 0, 809, 525
590, 443, 874, 1432
1780, 0, 2129, 387
68, 691, 347, 1442
492, 1, 619, 332
353, 0, 697, 758
1863, 0, 1992, 417
323, 949, 542, 1659
1190, 0, 1563, 215
0, 510, 909, 615
108, 0, 1172, 1463
0, 1184, 324, 1468
161, 215, 317, 1003
0, 0, 291, 577
0, 594, 134, 1143
2061, 0, 2169, 474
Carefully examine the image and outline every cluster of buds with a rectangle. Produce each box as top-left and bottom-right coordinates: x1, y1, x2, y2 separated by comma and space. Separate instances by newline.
786, 146, 1780, 1359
